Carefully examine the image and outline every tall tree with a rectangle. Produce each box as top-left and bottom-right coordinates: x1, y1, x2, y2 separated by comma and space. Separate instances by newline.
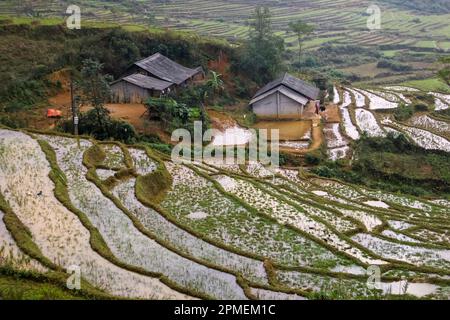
238, 6, 285, 84
249, 6, 273, 41
146, 8, 157, 26
77, 59, 112, 133
438, 56, 450, 86
289, 20, 315, 64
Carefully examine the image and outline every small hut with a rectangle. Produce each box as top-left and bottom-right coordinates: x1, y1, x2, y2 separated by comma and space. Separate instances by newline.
110, 53, 204, 103
130, 53, 204, 86
249, 73, 319, 119
110, 74, 173, 103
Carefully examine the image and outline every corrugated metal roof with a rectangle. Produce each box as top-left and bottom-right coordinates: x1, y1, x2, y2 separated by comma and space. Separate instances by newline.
118, 73, 173, 91
249, 85, 309, 105
253, 73, 320, 100
134, 53, 201, 85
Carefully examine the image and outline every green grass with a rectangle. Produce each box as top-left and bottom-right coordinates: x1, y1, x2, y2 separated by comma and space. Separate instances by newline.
402, 78, 450, 93
0, 273, 83, 300
135, 160, 173, 204
0, 192, 59, 270
312, 134, 450, 196
414, 40, 438, 49
382, 50, 402, 58
438, 41, 450, 50
0, 15, 64, 26
366, 152, 450, 182
1, 0, 449, 53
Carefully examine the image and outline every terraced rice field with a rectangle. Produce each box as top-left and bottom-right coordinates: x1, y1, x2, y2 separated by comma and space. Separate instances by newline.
323, 123, 350, 160
1, 127, 450, 299
1, 0, 449, 54
324, 85, 450, 160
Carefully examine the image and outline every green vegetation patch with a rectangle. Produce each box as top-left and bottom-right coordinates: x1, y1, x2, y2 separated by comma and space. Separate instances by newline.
402, 78, 450, 93
0, 272, 83, 300
0, 192, 57, 270
84, 144, 106, 167
312, 134, 450, 196
136, 164, 173, 204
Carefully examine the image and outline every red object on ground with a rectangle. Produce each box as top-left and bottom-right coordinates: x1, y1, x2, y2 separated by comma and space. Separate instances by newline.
47, 109, 62, 118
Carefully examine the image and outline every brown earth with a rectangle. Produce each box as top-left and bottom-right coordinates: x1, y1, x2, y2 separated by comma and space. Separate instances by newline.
81, 103, 173, 143
280, 118, 324, 154
8, 92, 71, 131
207, 109, 237, 131
321, 104, 341, 123
254, 120, 312, 141
47, 69, 72, 91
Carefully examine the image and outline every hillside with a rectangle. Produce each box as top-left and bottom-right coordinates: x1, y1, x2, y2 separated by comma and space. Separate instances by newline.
0, 21, 449, 194
1, 0, 450, 85
378, 0, 450, 14
0, 23, 238, 130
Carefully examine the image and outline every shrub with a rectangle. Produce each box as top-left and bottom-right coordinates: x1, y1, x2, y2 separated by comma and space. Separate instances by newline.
139, 133, 163, 144
413, 103, 429, 112
57, 108, 138, 143
393, 104, 414, 121
327, 83, 334, 102
145, 143, 172, 155
312, 165, 334, 177
293, 56, 320, 69
233, 77, 253, 98
278, 152, 303, 166
1, 80, 47, 112
172, 85, 207, 107
0, 19, 13, 25
305, 151, 323, 165
108, 120, 138, 144
0, 115, 28, 128
377, 59, 412, 72
412, 92, 434, 104
244, 112, 257, 127
145, 97, 209, 136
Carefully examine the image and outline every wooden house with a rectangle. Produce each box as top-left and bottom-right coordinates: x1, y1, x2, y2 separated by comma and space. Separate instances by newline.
110, 73, 174, 103
249, 73, 320, 119
110, 53, 204, 103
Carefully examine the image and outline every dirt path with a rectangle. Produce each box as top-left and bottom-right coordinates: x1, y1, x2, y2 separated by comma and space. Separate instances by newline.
254, 120, 312, 141
280, 118, 323, 154
81, 103, 146, 126
80, 103, 173, 143
309, 119, 325, 150
207, 109, 238, 131
321, 104, 341, 123
48, 92, 71, 111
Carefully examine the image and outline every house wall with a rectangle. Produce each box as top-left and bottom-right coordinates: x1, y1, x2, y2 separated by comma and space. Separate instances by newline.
252, 92, 305, 119
110, 81, 156, 104
252, 92, 278, 118
278, 94, 304, 119
193, 72, 205, 81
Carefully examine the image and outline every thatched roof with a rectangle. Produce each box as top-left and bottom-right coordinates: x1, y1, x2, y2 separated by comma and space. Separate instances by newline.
134, 53, 201, 85
113, 73, 173, 91
253, 73, 320, 101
